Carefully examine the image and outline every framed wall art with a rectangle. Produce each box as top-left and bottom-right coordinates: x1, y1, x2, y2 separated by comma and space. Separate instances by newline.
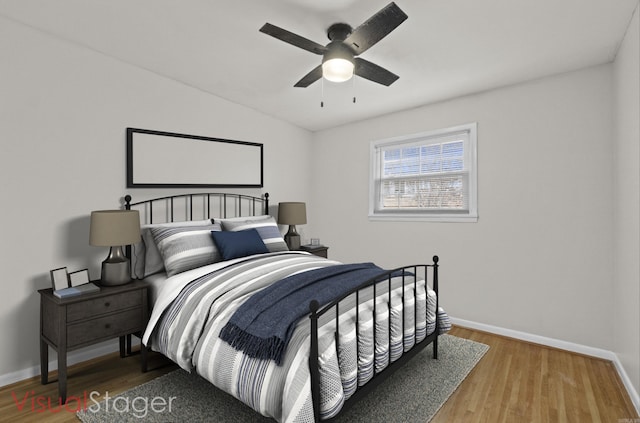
126, 128, 264, 188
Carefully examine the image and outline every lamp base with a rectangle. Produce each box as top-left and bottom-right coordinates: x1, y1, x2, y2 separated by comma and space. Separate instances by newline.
284, 225, 301, 250
100, 246, 132, 286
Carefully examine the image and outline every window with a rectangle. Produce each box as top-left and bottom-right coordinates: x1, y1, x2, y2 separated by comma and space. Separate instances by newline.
369, 123, 477, 222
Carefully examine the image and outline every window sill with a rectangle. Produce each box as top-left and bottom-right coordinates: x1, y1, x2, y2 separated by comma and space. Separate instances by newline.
368, 213, 478, 223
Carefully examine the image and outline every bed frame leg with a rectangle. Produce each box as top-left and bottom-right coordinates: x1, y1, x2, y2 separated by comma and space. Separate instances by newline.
309, 300, 321, 423
432, 255, 439, 360
433, 336, 438, 359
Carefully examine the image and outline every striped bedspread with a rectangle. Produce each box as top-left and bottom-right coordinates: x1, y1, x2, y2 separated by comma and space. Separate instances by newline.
143, 251, 447, 422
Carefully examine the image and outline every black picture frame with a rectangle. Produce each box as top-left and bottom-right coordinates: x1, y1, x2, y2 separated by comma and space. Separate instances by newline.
126, 128, 264, 188
68, 269, 90, 287
50, 267, 69, 291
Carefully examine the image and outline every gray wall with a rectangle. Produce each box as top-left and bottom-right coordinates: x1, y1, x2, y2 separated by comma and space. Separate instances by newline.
311, 62, 636, 386
0, 16, 314, 380
613, 4, 640, 396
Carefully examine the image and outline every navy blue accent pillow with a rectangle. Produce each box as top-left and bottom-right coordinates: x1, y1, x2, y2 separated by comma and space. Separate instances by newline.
211, 229, 269, 261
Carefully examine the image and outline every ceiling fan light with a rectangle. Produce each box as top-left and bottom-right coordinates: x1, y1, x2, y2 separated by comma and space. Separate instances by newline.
322, 58, 354, 83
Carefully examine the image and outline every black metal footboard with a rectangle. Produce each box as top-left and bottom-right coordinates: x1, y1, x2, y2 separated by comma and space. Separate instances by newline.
308, 255, 440, 422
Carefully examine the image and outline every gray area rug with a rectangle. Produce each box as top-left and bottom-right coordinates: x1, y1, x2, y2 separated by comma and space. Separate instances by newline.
77, 334, 488, 422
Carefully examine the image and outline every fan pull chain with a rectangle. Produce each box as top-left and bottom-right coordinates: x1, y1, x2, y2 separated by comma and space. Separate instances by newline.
352, 75, 356, 103
321, 78, 324, 108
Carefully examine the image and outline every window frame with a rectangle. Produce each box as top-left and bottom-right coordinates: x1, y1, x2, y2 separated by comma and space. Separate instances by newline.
369, 122, 478, 222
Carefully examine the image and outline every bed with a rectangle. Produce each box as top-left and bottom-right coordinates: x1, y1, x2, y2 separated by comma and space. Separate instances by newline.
124, 192, 448, 422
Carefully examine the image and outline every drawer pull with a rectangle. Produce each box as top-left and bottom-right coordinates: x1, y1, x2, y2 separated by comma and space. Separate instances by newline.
104, 302, 110, 307
105, 323, 111, 329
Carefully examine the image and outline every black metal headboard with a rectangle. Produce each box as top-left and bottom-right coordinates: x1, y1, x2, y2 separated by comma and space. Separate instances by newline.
124, 192, 269, 224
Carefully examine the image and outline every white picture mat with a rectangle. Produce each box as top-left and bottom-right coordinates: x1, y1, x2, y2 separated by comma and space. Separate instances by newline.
69, 269, 90, 287
51, 267, 69, 290
130, 131, 262, 186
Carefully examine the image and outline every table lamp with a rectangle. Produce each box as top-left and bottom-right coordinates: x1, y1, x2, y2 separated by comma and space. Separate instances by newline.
277, 202, 307, 250
89, 210, 141, 286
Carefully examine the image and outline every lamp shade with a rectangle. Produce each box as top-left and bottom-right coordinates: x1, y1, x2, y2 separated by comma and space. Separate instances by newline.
278, 202, 307, 225
89, 210, 141, 247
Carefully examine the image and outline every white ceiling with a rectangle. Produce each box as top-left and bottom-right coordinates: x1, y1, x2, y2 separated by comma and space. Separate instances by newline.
1, 0, 638, 131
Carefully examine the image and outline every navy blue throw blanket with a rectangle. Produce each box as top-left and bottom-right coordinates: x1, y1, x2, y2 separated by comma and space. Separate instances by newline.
219, 263, 387, 365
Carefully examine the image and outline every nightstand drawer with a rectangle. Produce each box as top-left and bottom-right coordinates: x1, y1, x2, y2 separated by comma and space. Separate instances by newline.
67, 292, 142, 322
67, 308, 143, 348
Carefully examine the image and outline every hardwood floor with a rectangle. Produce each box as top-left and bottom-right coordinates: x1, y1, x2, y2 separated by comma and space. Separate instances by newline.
0, 351, 177, 423
434, 327, 639, 423
0, 327, 637, 422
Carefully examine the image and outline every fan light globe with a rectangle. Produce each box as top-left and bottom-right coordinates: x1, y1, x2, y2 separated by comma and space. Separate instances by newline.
322, 58, 354, 83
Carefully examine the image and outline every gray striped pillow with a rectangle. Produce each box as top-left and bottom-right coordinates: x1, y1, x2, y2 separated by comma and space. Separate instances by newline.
135, 219, 215, 278
219, 216, 289, 252
150, 222, 223, 276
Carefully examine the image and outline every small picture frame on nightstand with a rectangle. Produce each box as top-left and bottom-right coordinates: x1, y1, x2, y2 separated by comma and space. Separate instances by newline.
50, 267, 69, 291
69, 269, 90, 287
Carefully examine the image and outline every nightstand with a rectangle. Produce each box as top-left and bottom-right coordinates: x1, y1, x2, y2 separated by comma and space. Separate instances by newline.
39, 280, 149, 403
299, 244, 329, 258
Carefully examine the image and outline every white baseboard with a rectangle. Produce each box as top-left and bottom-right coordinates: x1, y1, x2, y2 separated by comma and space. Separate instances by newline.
612, 355, 640, 417
0, 338, 140, 389
451, 317, 640, 415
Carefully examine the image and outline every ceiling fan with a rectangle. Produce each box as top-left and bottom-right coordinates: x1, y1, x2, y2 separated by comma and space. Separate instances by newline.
259, 2, 408, 88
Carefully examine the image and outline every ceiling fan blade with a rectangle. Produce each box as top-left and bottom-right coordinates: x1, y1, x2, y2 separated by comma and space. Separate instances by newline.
354, 57, 399, 86
344, 2, 408, 55
260, 23, 327, 55
294, 65, 323, 87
